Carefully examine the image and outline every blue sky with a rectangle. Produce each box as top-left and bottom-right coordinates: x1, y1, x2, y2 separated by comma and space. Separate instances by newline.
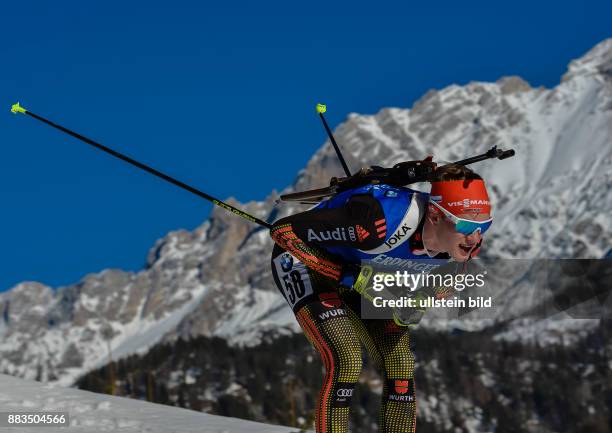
1, 0, 610, 291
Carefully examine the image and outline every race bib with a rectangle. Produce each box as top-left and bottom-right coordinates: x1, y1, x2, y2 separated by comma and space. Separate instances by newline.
273, 252, 314, 309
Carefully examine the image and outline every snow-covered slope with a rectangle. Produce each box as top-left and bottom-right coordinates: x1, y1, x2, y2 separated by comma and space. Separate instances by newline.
0, 374, 299, 433
1, 39, 611, 385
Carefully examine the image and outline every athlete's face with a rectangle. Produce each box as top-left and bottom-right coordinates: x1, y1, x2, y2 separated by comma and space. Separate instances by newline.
427, 208, 490, 262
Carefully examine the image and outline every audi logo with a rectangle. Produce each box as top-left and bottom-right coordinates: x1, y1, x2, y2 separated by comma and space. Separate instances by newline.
336, 389, 353, 397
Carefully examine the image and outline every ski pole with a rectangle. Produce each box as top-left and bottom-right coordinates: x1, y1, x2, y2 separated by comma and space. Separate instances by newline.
316, 103, 352, 177
10, 102, 272, 229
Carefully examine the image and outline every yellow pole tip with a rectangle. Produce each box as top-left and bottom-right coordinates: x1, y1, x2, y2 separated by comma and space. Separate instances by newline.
11, 102, 27, 115
316, 103, 327, 114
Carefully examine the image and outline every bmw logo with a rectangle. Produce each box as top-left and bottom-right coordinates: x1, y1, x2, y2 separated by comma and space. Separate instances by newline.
280, 253, 294, 272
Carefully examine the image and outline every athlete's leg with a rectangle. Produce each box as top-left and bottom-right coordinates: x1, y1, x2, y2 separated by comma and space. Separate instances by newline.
374, 322, 416, 433
295, 299, 364, 433
339, 288, 417, 433
271, 245, 363, 433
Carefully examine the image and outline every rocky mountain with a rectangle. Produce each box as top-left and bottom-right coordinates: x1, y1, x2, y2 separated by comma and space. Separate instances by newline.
1, 39, 611, 386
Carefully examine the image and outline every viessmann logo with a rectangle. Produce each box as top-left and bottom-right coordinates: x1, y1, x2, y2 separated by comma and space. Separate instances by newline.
447, 199, 490, 208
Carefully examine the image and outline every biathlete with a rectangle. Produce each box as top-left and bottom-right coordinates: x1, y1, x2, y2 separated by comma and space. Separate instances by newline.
269, 164, 492, 433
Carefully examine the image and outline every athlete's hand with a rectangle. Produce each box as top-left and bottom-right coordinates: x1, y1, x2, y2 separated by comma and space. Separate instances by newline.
391, 291, 429, 327
392, 309, 424, 327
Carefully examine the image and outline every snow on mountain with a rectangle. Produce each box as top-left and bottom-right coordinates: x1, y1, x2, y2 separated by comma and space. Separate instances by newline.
0, 373, 299, 433
1, 39, 611, 385
0, 231, 213, 385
